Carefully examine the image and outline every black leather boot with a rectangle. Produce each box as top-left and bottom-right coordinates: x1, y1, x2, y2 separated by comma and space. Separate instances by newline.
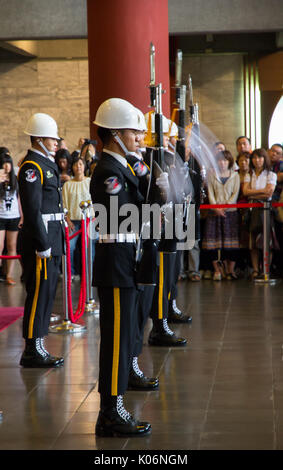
128, 357, 159, 391
95, 395, 151, 437
148, 318, 187, 347
20, 338, 63, 368
168, 299, 192, 323
39, 338, 64, 365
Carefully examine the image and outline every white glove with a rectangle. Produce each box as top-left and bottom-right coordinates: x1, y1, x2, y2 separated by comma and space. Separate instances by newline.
156, 172, 169, 190
36, 248, 51, 258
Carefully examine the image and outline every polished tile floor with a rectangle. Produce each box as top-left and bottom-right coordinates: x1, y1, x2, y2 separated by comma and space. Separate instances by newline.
1, 270, 283, 451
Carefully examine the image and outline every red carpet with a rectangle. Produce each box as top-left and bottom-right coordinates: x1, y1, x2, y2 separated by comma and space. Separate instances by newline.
0, 307, 24, 332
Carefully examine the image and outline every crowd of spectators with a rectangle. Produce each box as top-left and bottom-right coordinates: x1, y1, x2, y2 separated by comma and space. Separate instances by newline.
0, 134, 282, 284
185, 137, 283, 281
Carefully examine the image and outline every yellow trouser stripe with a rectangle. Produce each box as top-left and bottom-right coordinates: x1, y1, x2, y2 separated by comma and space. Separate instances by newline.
43, 258, 47, 280
111, 287, 121, 395
158, 252, 164, 320
28, 257, 42, 339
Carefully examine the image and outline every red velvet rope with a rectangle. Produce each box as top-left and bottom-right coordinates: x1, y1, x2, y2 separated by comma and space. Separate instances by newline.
69, 228, 82, 240
1, 203, 283, 262
64, 220, 87, 324
200, 202, 283, 209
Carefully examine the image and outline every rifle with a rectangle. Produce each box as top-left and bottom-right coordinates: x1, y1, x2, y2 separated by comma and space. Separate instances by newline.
148, 42, 165, 171
187, 74, 206, 211
134, 42, 165, 283
174, 49, 187, 162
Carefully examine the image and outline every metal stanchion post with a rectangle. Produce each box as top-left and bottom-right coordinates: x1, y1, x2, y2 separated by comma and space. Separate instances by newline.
255, 200, 277, 285
81, 201, 99, 314
49, 211, 87, 333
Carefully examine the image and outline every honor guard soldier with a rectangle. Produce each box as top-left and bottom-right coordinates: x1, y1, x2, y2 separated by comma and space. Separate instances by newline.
166, 120, 193, 324
126, 112, 160, 391
18, 113, 65, 368
90, 98, 168, 437
143, 113, 187, 347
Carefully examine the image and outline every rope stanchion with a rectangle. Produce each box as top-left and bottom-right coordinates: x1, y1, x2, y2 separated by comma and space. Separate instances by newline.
254, 200, 277, 285
200, 200, 282, 285
84, 200, 99, 314
49, 209, 87, 334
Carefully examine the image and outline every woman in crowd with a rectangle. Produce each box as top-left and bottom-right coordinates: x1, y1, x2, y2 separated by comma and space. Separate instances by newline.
55, 148, 72, 186
242, 148, 277, 279
0, 152, 23, 285
62, 155, 95, 280
202, 150, 240, 280
236, 152, 251, 276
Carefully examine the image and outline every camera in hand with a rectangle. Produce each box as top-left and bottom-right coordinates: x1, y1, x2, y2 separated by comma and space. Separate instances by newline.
84, 138, 97, 147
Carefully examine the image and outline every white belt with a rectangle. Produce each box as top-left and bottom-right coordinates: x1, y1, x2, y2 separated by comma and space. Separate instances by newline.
99, 233, 138, 243
42, 213, 65, 231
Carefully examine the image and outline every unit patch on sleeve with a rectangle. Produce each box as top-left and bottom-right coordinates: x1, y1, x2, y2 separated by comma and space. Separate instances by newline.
104, 176, 122, 195
25, 169, 37, 183
133, 161, 148, 177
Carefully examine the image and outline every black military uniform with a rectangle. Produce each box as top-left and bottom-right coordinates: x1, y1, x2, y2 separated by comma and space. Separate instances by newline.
90, 150, 152, 437
126, 151, 159, 390
167, 151, 194, 323
91, 151, 144, 394
18, 149, 64, 367
147, 148, 188, 346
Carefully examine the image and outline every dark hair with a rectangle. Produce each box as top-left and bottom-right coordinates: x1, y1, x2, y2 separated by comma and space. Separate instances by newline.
250, 148, 271, 171
55, 148, 71, 174
213, 141, 226, 150
0, 153, 18, 197
236, 152, 250, 164
71, 155, 86, 176
0, 146, 10, 155
216, 150, 234, 169
236, 136, 251, 146
271, 143, 283, 151
97, 127, 113, 146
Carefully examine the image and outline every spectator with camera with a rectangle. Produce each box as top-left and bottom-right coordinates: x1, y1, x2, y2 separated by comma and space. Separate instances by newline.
0, 151, 23, 284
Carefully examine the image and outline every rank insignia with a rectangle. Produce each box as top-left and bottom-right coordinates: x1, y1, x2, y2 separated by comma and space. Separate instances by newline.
46, 170, 54, 178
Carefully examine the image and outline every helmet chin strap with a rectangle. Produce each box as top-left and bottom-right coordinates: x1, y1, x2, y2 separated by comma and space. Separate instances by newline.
38, 139, 55, 158
111, 131, 129, 156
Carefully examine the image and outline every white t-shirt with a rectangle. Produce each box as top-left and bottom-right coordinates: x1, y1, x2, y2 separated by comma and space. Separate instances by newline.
244, 169, 277, 189
0, 189, 20, 219
62, 177, 93, 220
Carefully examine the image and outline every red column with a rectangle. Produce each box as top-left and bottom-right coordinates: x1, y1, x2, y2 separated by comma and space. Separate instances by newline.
87, 0, 170, 139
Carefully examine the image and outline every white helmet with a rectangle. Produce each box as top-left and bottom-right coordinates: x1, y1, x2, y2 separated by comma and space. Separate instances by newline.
144, 112, 170, 134
93, 98, 145, 131
24, 113, 60, 139
168, 120, 178, 138
134, 107, 147, 132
